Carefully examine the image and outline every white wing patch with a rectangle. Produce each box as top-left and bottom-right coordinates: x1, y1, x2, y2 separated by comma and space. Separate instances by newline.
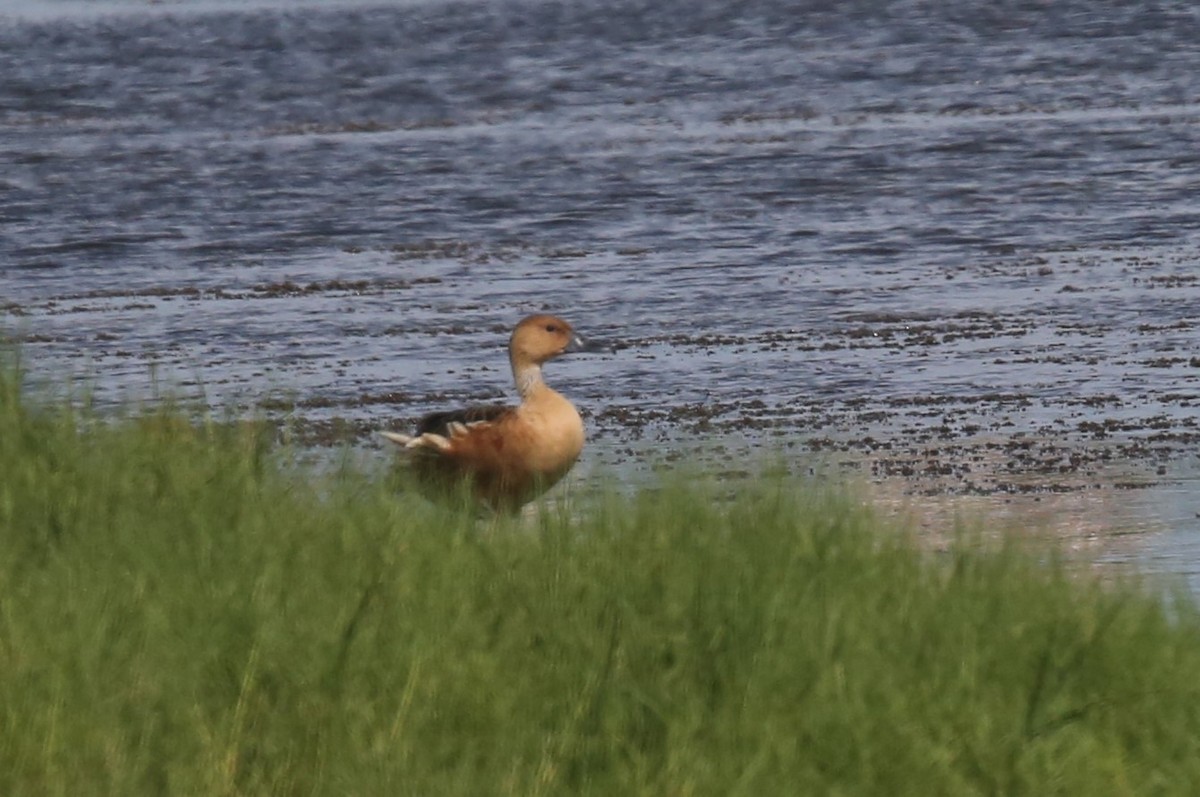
380, 430, 451, 452
379, 431, 413, 446
381, 420, 493, 453
447, 420, 491, 437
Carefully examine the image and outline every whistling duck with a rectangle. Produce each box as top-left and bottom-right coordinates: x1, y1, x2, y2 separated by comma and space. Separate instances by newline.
382, 314, 594, 513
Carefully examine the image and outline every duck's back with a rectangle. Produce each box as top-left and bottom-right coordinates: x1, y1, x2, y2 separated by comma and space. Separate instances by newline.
406, 389, 583, 513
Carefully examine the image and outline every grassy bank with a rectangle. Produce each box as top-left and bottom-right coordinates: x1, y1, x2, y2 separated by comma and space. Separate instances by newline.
2, 365, 1200, 795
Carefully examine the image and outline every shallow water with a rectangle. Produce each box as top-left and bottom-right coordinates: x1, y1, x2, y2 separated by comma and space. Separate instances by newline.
3, 0, 1200, 578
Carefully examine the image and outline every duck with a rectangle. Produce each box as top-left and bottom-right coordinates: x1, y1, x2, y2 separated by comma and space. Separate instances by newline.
382, 314, 596, 513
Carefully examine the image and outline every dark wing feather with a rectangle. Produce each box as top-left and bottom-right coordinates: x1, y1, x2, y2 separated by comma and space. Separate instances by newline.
416, 404, 512, 436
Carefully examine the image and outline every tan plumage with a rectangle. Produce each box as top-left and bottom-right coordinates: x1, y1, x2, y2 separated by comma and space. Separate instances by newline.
382, 314, 591, 513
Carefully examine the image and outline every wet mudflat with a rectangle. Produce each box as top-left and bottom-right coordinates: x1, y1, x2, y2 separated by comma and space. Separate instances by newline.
3, 0, 1200, 579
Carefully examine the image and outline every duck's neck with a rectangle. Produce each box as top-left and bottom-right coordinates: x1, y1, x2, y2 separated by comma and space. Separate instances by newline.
512, 360, 545, 401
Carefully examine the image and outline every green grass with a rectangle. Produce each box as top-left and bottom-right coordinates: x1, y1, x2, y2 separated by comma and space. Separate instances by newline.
3, 362, 1200, 795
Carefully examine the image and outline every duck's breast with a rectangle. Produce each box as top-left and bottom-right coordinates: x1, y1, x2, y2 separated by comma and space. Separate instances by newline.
516, 390, 585, 480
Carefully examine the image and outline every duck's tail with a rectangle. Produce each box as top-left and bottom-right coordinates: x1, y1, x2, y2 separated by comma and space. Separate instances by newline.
380, 430, 452, 452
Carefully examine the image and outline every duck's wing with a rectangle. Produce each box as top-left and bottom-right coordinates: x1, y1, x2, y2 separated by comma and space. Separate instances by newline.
382, 399, 580, 513
416, 404, 512, 436
380, 404, 514, 451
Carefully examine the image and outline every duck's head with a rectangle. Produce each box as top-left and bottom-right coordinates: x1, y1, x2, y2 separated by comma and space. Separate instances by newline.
509, 314, 587, 367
